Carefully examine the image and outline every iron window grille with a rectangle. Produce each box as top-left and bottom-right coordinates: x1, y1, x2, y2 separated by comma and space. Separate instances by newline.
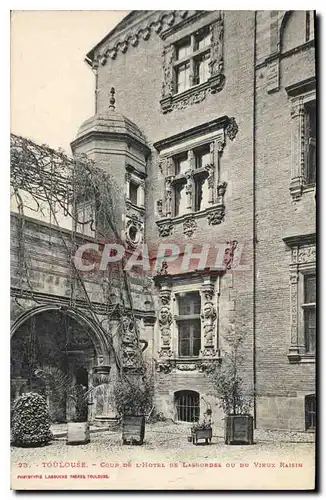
305, 394, 316, 431
175, 390, 200, 422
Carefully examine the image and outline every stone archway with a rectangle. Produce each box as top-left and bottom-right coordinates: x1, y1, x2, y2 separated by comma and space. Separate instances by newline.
10, 305, 114, 423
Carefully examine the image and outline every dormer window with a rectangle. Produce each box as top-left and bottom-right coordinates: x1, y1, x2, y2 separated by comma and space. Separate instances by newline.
160, 12, 225, 114
173, 26, 211, 95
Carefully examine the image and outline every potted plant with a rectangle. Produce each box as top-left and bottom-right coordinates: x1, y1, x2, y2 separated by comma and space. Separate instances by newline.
206, 327, 254, 445
190, 410, 212, 445
11, 392, 53, 447
67, 384, 90, 445
114, 368, 153, 445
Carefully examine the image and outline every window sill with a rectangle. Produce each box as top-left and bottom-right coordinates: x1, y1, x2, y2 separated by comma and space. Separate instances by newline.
155, 354, 221, 374
126, 199, 145, 212
289, 178, 316, 201
287, 352, 315, 364
160, 74, 225, 114
156, 203, 225, 237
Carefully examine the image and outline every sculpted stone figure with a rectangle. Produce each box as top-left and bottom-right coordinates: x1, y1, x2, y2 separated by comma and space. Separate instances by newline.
158, 305, 172, 347
201, 301, 216, 346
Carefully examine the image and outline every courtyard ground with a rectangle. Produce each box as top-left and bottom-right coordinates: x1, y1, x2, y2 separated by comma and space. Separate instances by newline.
11, 421, 315, 490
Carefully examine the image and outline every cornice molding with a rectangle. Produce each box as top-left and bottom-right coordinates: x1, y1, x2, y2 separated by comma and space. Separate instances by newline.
92, 11, 212, 66
153, 116, 229, 152
283, 233, 316, 247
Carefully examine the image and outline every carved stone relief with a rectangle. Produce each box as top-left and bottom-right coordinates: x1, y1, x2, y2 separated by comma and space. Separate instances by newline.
125, 215, 144, 248
183, 216, 197, 237
120, 316, 141, 369
200, 281, 217, 349
226, 117, 239, 141
298, 246, 316, 264
157, 284, 173, 356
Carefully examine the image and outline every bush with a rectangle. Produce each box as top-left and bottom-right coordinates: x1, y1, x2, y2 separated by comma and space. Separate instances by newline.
114, 370, 154, 417
11, 392, 53, 447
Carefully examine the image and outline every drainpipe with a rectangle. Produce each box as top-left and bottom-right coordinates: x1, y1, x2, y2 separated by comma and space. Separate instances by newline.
253, 11, 257, 428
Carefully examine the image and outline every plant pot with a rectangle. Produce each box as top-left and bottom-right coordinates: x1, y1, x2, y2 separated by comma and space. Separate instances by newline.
66, 421, 90, 445
122, 415, 145, 445
224, 414, 253, 445
191, 427, 212, 445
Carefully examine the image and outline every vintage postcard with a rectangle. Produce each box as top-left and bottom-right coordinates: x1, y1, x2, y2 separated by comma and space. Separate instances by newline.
10, 9, 316, 490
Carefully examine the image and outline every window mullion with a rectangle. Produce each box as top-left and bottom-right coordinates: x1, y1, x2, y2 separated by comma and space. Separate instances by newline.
189, 323, 194, 357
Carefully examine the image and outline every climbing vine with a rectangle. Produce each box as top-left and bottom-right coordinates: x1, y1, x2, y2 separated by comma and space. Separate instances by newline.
10, 133, 148, 389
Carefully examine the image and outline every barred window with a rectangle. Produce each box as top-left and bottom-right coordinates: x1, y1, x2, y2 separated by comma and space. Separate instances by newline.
305, 394, 316, 431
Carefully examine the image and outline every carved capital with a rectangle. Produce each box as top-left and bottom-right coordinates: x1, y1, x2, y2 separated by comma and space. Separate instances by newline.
183, 216, 197, 237
206, 205, 225, 225
156, 219, 173, 237
156, 361, 173, 374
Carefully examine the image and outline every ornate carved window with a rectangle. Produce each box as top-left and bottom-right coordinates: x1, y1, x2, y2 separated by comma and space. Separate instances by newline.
160, 11, 224, 113
286, 77, 316, 201
156, 276, 221, 373
154, 117, 238, 237
283, 233, 316, 363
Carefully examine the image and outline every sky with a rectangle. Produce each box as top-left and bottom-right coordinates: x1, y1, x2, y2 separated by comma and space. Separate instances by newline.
11, 11, 128, 153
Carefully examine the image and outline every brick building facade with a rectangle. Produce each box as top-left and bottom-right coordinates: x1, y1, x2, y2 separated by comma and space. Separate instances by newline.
11, 10, 316, 431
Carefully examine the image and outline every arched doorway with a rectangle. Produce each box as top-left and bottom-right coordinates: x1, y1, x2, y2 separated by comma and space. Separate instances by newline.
11, 307, 104, 423
175, 390, 200, 422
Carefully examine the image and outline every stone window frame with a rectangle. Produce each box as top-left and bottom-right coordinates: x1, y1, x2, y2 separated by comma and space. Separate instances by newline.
156, 275, 221, 372
286, 77, 316, 201
76, 198, 97, 237
283, 233, 316, 363
125, 166, 145, 209
124, 165, 146, 248
160, 11, 225, 114
154, 117, 238, 238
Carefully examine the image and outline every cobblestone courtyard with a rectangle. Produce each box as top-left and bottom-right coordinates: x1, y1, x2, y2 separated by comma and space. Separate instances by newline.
11, 422, 315, 490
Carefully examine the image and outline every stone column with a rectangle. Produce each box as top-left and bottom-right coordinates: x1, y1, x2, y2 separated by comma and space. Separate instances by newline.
125, 172, 131, 199
289, 97, 305, 200
164, 177, 173, 218
200, 277, 220, 358
138, 180, 145, 207
185, 169, 193, 212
